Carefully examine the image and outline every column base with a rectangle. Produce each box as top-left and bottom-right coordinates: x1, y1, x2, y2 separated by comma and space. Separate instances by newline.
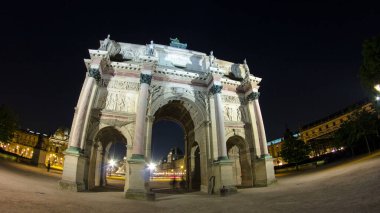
58, 180, 86, 192
125, 190, 155, 201
59, 151, 87, 192
124, 157, 149, 200
211, 159, 237, 195
254, 157, 276, 187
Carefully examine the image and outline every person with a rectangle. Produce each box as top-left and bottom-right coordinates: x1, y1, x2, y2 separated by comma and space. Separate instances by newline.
47, 160, 51, 172
171, 176, 177, 190
179, 175, 186, 189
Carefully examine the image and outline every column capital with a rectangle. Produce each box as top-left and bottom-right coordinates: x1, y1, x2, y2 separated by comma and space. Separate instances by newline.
246, 91, 260, 101
146, 115, 155, 122
210, 84, 223, 95
88, 68, 101, 82
140, 73, 152, 85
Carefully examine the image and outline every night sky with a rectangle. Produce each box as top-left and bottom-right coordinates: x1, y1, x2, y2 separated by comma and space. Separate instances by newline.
1, 1, 379, 160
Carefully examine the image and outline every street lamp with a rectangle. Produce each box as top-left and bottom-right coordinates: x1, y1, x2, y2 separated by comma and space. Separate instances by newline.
374, 84, 380, 93
147, 162, 156, 171
108, 159, 116, 176
374, 84, 380, 119
147, 162, 156, 181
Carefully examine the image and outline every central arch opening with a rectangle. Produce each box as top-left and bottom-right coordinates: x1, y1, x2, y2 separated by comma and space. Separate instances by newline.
149, 100, 200, 193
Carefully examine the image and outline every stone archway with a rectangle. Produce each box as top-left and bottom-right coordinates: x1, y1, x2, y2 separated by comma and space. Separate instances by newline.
150, 99, 203, 191
87, 126, 128, 190
60, 37, 276, 197
227, 135, 253, 187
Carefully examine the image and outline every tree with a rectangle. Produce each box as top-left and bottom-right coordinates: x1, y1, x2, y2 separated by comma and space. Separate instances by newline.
334, 110, 379, 155
359, 36, 380, 95
0, 105, 18, 143
280, 129, 311, 170
334, 120, 358, 156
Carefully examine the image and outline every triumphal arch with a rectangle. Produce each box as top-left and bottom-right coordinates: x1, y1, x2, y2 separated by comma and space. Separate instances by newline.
59, 36, 275, 198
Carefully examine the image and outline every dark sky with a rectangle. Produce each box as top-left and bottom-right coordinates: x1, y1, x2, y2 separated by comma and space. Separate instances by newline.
1, 1, 379, 160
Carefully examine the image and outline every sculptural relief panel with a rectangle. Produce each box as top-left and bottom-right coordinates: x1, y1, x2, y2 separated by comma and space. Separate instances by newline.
222, 95, 245, 122
95, 88, 137, 113
223, 105, 244, 122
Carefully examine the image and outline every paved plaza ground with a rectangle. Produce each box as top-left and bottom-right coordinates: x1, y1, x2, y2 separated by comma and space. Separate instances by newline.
0, 152, 380, 213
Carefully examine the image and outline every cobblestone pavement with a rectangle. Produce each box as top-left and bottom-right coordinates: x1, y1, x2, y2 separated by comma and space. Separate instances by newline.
1, 152, 380, 213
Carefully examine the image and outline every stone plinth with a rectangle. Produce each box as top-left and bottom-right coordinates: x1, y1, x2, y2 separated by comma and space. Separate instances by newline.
212, 159, 237, 194
59, 151, 87, 191
124, 157, 153, 200
254, 156, 276, 187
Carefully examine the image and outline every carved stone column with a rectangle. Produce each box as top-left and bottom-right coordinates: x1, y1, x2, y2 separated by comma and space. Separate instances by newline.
145, 115, 154, 162
59, 67, 101, 192
131, 72, 152, 159
125, 65, 153, 200
210, 84, 228, 160
210, 83, 236, 194
248, 92, 269, 157
67, 68, 100, 153
246, 92, 276, 186
245, 92, 262, 157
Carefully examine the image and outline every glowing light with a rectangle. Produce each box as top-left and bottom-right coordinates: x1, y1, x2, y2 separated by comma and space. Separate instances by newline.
374, 84, 380, 92
376, 96, 380, 101
147, 162, 156, 171
109, 159, 116, 167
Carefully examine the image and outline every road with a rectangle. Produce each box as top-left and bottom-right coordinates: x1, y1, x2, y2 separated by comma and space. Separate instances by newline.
0, 152, 379, 213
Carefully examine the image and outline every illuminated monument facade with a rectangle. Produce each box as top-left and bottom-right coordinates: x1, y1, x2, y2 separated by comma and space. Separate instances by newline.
59, 36, 275, 198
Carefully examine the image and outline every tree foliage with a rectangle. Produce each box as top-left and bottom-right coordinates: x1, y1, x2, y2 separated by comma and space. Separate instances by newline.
334, 110, 379, 155
0, 105, 18, 143
280, 129, 311, 168
359, 36, 380, 95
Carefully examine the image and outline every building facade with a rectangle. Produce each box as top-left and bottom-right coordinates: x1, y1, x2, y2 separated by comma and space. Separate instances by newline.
267, 100, 374, 165
60, 36, 275, 198
0, 129, 49, 165
46, 128, 70, 170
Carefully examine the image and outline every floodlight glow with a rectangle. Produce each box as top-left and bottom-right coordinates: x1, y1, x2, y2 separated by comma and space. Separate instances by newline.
374, 84, 380, 92
147, 162, 156, 171
109, 159, 116, 167
376, 96, 380, 101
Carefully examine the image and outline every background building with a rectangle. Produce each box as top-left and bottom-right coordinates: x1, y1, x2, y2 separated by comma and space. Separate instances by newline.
155, 147, 185, 179
0, 129, 49, 165
268, 100, 374, 165
46, 128, 70, 170
0, 127, 69, 169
